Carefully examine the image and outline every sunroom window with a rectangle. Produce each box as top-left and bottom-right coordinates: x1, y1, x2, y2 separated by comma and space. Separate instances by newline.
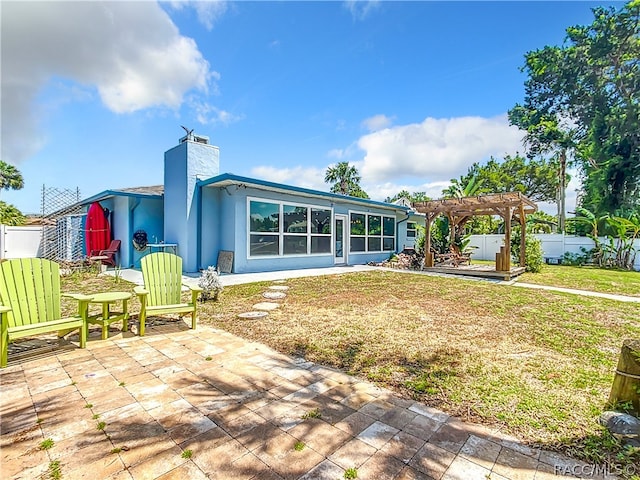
249, 199, 331, 257
350, 212, 395, 253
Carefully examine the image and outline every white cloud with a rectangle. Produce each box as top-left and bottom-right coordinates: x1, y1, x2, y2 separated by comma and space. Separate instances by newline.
191, 99, 244, 126
250, 163, 453, 202
1, 1, 214, 163
363, 180, 451, 202
328, 142, 359, 160
357, 115, 525, 182
168, 0, 229, 30
362, 114, 393, 132
252, 115, 527, 203
343, 0, 381, 21
250, 166, 328, 191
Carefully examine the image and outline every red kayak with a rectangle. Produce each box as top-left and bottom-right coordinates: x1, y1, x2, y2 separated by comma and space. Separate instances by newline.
85, 201, 111, 255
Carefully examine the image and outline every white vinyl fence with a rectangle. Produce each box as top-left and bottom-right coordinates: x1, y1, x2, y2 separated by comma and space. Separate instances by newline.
468, 234, 640, 271
0, 225, 44, 259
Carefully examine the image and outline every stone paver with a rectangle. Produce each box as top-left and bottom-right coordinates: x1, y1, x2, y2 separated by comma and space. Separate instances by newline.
263, 291, 287, 300
252, 302, 281, 311
238, 311, 269, 319
1, 324, 600, 479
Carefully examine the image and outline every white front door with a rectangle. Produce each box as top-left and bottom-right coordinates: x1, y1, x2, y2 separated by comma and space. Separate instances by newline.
334, 214, 347, 264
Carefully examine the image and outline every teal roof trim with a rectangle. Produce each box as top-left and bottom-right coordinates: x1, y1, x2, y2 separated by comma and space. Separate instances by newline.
198, 173, 410, 212
79, 188, 163, 206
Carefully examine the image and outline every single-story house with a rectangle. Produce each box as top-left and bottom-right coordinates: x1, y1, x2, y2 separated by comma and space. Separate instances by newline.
78, 133, 425, 273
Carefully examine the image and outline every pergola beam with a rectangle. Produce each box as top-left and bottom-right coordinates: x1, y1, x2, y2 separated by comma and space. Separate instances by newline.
412, 192, 538, 271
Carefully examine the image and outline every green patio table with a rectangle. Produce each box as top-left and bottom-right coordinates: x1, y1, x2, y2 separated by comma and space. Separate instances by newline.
88, 291, 132, 340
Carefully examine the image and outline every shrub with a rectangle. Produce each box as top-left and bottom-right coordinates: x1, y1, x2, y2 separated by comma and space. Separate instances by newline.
511, 231, 544, 273
561, 247, 594, 266
198, 266, 223, 301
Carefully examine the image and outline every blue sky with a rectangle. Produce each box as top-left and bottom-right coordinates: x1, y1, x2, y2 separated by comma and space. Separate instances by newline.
2, 1, 615, 215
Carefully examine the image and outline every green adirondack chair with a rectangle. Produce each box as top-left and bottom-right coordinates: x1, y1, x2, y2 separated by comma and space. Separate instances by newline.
134, 252, 202, 336
0, 258, 93, 368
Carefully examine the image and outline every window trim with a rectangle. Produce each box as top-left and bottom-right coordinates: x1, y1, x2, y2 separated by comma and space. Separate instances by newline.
247, 197, 333, 258
348, 210, 396, 254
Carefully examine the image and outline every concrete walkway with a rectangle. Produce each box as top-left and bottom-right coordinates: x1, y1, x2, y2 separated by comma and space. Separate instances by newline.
370, 266, 640, 303
112, 265, 376, 288
1, 322, 600, 480
511, 282, 640, 303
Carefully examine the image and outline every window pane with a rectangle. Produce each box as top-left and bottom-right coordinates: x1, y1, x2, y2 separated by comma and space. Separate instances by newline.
284, 235, 307, 255
383, 217, 395, 236
335, 219, 343, 258
368, 237, 381, 252
350, 237, 365, 252
311, 236, 331, 254
250, 235, 279, 256
350, 213, 366, 235
283, 205, 308, 233
250, 201, 279, 232
368, 215, 381, 235
383, 237, 395, 251
311, 209, 331, 234
407, 222, 416, 230
407, 230, 416, 238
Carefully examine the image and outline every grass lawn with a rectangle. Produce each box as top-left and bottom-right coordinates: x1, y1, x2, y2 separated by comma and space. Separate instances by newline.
61, 268, 640, 468
519, 265, 640, 297
472, 259, 640, 297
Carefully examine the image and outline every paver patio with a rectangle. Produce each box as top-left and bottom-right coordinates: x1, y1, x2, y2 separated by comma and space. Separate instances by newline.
1, 320, 609, 479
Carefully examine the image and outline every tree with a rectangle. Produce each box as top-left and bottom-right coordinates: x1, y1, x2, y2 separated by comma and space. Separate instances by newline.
441, 156, 561, 236
442, 173, 483, 199
0, 161, 24, 192
0, 160, 25, 225
384, 190, 431, 204
324, 162, 369, 199
508, 107, 575, 232
0, 202, 26, 226
513, 1, 640, 216
443, 155, 559, 203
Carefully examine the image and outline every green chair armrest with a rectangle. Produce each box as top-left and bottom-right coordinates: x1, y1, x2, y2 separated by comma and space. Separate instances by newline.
134, 286, 149, 296
0, 305, 11, 314
187, 285, 203, 293
62, 293, 94, 302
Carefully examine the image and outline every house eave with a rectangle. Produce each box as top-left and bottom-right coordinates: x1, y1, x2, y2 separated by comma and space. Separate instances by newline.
198, 173, 410, 213
78, 189, 164, 207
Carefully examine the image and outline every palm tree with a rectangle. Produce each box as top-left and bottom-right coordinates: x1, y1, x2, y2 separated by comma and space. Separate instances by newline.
0, 201, 26, 226
0, 161, 26, 225
0, 161, 25, 192
324, 162, 368, 198
442, 175, 483, 199
441, 175, 484, 248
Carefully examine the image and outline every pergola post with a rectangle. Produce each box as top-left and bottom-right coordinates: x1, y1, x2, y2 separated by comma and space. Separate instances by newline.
503, 206, 512, 271
424, 213, 437, 267
519, 204, 526, 268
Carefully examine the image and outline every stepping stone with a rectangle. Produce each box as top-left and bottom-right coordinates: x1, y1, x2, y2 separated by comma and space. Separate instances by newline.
272, 280, 287, 284
268, 285, 290, 291
252, 302, 281, 311
238, 311, 269, 319
263, 291, 286, 300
